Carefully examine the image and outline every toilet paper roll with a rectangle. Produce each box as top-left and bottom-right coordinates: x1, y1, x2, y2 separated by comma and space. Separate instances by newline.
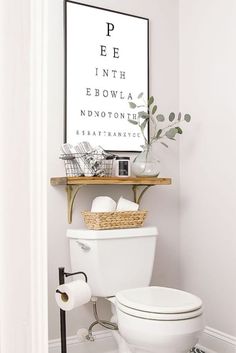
91, 196, 116, 212
116, 196, 139, 212
55, 280, 91, 311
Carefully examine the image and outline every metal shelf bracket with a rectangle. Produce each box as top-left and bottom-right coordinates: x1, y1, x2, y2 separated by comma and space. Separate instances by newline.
66, 185, 83, 224
132, 185, 153, 204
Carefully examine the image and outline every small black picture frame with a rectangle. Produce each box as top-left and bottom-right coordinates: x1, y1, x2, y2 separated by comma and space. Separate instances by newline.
64, 1, 149, 152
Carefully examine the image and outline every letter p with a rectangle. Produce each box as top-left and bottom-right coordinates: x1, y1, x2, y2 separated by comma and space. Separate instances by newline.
106, 22, 114, 37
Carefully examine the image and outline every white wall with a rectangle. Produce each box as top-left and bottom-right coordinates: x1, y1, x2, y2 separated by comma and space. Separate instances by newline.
179, 0, 236, 348
47, 0, 180, 340
0, 1, 31, 352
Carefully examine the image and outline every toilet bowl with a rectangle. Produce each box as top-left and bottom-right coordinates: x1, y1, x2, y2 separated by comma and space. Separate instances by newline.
113, 286, 204, 353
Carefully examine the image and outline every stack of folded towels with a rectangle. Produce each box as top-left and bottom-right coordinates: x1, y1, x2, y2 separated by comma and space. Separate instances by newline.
61, 141, 115, 176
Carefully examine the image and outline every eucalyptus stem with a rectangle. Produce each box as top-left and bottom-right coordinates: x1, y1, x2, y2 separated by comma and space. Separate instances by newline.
160, 119, 183, 133
139, 120, 148, 145
153, 119, 184, 142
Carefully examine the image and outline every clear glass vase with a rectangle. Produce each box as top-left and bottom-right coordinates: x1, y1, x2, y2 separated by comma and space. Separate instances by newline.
132, 144, 160, 177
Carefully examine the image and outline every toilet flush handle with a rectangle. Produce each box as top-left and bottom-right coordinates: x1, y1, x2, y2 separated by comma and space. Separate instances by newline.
76, 241, 91, 251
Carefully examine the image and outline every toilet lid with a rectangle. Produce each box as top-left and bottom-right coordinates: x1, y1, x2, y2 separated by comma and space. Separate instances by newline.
116, 286, 202, 314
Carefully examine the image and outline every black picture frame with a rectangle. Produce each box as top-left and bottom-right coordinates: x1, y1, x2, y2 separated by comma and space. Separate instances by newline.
64, 0, 149, 152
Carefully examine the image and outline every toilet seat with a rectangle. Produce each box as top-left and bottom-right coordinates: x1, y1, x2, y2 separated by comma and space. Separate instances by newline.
117, 302, 203, 321
116, 286, 203, 321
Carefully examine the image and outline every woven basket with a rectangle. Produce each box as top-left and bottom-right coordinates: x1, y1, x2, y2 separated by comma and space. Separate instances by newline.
81, 210, 147, 230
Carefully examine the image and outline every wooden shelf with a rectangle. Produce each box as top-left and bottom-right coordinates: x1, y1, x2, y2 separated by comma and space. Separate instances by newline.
50, 176, 172, 224
50, 176, 171, 186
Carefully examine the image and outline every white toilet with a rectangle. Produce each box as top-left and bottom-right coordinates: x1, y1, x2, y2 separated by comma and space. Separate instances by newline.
67, 227, 204, 353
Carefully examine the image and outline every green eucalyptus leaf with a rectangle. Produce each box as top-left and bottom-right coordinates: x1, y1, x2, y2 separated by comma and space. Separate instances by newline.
169, 112, 175, 122
161, 142, 169, 148
184, 114, 191, 122
140, 119, 148, 131
138, 111, 149, 119
152, 105, 157, 115
156, 129, 162, 139
148, 96, 154, 106
166, 127, 177, 139
156, 114, 165, 122
129, 102, 137, 109
178, 112, 181, 121
137, 92, 144, 99
175, 127, 183, 134
128, 119, 138, 125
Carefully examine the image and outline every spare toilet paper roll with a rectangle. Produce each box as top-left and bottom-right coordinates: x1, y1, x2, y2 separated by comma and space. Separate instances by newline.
91, 196, 116, 212
55, 280, 91, 311
116, 196, 139, 212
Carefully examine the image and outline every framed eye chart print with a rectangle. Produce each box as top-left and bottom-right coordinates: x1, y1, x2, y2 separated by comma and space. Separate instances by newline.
65, 1, 149, 152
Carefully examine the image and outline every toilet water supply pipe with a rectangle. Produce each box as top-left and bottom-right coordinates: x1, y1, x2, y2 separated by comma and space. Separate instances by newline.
86, 297, 118, 341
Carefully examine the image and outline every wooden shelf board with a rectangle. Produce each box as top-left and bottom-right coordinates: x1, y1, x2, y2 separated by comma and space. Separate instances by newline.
50, 176, 172, 186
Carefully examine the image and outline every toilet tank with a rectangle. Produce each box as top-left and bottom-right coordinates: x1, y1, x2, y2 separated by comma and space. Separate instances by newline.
67, 227, 158, 297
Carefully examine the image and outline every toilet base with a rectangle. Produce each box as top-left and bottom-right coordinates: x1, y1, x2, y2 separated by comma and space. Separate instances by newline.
111, 329, 204, 353
115, 308, 203, 353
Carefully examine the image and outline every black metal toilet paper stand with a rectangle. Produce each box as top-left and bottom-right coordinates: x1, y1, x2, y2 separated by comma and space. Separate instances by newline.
57, 267, 88, 353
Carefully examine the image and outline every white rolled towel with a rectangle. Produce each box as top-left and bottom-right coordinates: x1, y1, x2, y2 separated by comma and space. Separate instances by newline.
116, 196, 139, 212
91, 196, 116, 212
55, 280, 91, 311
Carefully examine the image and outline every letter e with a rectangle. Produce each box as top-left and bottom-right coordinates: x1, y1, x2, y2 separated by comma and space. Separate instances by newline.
113, 47, 119, 58
100, 45, 107, 56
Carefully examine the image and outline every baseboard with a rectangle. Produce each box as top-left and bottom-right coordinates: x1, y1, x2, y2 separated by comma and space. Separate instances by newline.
49, 330, 117, 353
49, 326, 236, 353
198, 326, 236, 353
